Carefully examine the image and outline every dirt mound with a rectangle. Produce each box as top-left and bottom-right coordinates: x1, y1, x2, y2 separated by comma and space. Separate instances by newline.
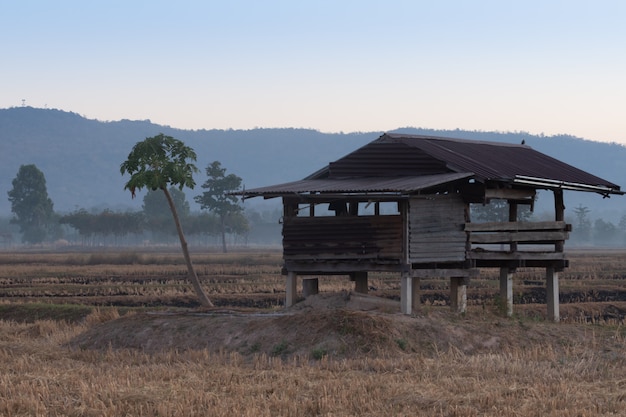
68, 292, 610, 359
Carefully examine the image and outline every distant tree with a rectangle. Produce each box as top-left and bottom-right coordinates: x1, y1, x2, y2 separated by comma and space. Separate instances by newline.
572, 204, 592, 242
195, 161, 249, 253
120, 134, 213, 307
619, 214, 626, 245
60, 209, 144, 245
185, 211, 220, 244
143, 187, 190, 240
471, 199, 533, 223
7, 164, 55, 244
59, 209, 94, 244
593, 218, 618, 245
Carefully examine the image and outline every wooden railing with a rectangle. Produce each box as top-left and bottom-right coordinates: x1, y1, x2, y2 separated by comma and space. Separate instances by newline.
465, 221, 571, 261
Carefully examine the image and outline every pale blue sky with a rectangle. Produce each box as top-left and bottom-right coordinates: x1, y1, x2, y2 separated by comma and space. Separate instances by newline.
2, 1, 626, 143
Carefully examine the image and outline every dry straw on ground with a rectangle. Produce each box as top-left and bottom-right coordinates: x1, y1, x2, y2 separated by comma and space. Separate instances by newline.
2, 249, 626, 415
2, 301, 626, 416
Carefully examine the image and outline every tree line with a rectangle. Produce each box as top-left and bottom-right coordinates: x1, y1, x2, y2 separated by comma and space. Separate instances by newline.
5, 137, 255, 252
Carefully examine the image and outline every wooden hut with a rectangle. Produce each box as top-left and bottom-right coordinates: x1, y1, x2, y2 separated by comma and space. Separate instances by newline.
240, 133, 623, 320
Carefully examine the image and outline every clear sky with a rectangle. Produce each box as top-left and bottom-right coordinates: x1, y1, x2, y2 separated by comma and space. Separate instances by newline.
2, 1, 626, 144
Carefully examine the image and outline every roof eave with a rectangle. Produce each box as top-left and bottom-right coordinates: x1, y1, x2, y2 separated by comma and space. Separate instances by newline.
513, 175, 624, 197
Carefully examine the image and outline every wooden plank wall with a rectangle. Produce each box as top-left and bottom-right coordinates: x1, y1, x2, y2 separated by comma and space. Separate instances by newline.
409, 194, 466, 263
283, 215, 403, 261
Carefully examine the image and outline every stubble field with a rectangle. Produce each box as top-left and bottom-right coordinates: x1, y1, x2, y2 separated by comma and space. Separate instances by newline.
2, 247, 626, 416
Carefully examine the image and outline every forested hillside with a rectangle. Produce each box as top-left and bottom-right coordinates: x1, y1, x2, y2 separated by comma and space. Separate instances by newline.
1, 106, 625, 226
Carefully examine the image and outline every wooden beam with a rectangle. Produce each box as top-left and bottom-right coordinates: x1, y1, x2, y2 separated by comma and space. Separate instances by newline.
509, 202, 518, 253
410, 268, 477, 278
469, 231, 569, 244
283, 261, 403, 274
554, 190, 565, 221
554, 190, 565, 253
468, 251, 566, 261
485, 188, 535, 200
464, 221, 569, 232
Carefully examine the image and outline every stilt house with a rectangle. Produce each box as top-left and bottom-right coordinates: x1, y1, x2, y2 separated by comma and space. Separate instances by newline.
240, 133, 623, 320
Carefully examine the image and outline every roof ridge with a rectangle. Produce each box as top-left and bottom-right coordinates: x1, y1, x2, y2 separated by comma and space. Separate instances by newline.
384, 132, 527, 148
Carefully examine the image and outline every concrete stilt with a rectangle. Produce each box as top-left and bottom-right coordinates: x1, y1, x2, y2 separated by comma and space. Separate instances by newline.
286, 271, 297, 307
411, 276, 421, 314
499, 268, 514, 317
546, 267, 560, 322
400, 271, 412, 314
450, 277, 467, 313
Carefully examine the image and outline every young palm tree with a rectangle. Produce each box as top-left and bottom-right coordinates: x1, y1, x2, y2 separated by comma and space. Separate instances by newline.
120, 133, 213, 307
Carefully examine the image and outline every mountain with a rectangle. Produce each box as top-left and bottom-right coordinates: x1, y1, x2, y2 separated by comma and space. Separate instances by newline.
1, 107, 625, 223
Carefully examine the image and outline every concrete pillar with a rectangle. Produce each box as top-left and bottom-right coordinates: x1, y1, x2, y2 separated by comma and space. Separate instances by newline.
411, 276, 421, 314
400, 271, 412, 314
546, 267, 560, 322
450, 277, 467, 313
353, 271, 368, 294
499, 267, 514, 317
302, 277, 319, 298
286, 271, 297, 307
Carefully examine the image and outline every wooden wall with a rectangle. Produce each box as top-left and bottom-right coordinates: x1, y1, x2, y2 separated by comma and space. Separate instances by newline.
282, 215, 403, 262
408, 194, 466, 264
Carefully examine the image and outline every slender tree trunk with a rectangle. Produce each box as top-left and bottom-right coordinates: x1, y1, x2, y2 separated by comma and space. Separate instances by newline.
162, 188, 213, 307
220, 216, 227, 253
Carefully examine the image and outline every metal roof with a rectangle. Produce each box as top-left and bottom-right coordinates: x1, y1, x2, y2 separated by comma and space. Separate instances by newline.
381, 134, 621, 190
240, 133, 623, 198
240, 172, 473, 199
320, 133, 621, 193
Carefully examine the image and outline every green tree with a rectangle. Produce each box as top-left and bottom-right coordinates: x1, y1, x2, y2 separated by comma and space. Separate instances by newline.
195, 161, 249, 253
7, 164, 55, 244
143, 187, 190, 240
120, 134, 213, 307
60, 209, 144, 246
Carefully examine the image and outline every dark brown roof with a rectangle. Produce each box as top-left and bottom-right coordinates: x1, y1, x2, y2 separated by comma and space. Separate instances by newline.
329, 133, 619, 186
241, 133, 623, 198
240, 173, 473, 199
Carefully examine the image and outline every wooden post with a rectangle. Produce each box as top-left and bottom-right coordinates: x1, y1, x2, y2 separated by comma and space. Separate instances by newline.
302, 277, 319, 298
353, 271, 368, 294
546, 267, 560, 322
450, 277, 467, 313
499, 267, 514, 317
509, 202, 518, 253
286, 271, 297, 307
554, 190, 565, 253
411, 276, 421, 314
400, 271, 412, 314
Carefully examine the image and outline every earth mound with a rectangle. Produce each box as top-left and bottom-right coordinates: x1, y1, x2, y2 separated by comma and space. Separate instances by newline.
68, 292, 611, 359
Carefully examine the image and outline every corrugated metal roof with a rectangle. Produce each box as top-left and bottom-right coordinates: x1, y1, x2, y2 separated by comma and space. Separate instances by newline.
241, 133, 622, 198
240, 172, 473, 198
326, 142, 449, 178
381, 133, 621, 190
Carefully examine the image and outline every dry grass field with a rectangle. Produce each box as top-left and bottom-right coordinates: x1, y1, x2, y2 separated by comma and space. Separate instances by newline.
2, 247, 626, 416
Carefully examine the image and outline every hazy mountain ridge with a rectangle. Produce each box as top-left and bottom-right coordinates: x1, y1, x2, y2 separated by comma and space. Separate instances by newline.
1, 107, 624, 222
